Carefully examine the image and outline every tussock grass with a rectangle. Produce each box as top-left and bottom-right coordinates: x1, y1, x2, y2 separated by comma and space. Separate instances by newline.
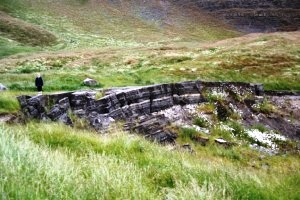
0, 92, 20, 113
193, 117, 209, 128
0, 122, 299, 199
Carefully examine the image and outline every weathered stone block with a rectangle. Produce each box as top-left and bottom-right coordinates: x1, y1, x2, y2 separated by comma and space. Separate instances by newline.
151, 97, 174, 112
116, 92, 128, 107
149, 84, 172, 99
108, 108, 125, 119
173, 94, 203, 105
58, 113, 73, 126
17, 95, 30, 108
254, 84, 264, 96
87, 112, 114, 130
58, 97, 70, 110
83, 78, 98, 86
48, 105, 64, 120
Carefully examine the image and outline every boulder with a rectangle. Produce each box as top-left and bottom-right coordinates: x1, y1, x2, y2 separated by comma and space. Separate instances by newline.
83, 78, 98, 86
181, 144, 194, 153
215, 138, 235, 148
124, 114, 177, 144
58, 97, 70, 110
47, 97, 73, 125
57, 113, 73, 126
87, 112, 115, 131
192, 136, 209, 146
0, 83, 7, 91
48, 105, 65, 120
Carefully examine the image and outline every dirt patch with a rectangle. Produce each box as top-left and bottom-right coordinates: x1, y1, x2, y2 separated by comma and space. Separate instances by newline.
0, 113, 18, 123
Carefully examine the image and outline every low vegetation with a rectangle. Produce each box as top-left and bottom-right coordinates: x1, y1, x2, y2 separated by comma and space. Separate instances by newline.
0, 37, 38, 59
0, 122, 299, 199
193, 117, 210, 128
0, 92, 20, 113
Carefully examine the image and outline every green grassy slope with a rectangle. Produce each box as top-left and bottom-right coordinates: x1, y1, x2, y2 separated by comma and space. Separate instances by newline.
0, 1, 298, 92
0, 0, 239, 50
0, 11, 57, 46
1, 32, 299, 91
1, 123, 299, 199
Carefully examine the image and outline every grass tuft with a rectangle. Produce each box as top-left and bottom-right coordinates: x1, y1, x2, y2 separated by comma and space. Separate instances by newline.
0, 92, 20, 113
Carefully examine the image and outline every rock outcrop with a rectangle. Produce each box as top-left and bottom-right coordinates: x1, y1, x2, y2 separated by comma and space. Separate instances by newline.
124, 114, 177, 143
173, 0, 300, 32
17, 80, 265, 143
0, 83, 7, 91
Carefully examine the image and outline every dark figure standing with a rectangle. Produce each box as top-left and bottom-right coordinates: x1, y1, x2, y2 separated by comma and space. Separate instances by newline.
35, 73, 44, 95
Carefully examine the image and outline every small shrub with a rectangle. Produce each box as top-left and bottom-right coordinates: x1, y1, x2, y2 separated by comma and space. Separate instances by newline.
15, 62, 48, 74
253, 100, 276, 114
216, 101, 232, 121
210, 125, 233, 141
134, 61, 143, 69
259, 100, 275, 114
69, 113, 91, 130
209, 47, 218, 52
134, 77, 143, 85
251, 124, 268, 133
230, 112, 242, 120
203, 89, 227, 102
193, 117, 209, 128
180, 128, 199, 140
51, 60, 64, 68
228, 121, 245, 138
161, 56, 192, 64
145, 80, 154, 85
197, 103, 215, 114
95, 90, 105, 100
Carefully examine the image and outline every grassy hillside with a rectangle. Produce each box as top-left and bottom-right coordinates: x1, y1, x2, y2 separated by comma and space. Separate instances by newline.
0, 1, 298, 91
1, 122, 299, 199
0, 11, 57, 46
0, 32, 299, 91
0, 0, 239, 50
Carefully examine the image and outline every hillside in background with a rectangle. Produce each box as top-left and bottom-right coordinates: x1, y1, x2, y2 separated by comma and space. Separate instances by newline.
171, 0, 300, 32
0, 0, 238, 49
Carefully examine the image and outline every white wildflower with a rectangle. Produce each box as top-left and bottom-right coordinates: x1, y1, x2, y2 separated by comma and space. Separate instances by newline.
246, 129, 286, 150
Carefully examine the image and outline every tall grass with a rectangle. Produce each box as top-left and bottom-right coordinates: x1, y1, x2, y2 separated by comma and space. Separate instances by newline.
0, 122, 299, 199
0, 92, 20, 113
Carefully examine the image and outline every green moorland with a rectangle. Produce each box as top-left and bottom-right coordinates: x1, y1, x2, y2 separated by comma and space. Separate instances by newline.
0, 0, 300, 199
1, 33, 299, 92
